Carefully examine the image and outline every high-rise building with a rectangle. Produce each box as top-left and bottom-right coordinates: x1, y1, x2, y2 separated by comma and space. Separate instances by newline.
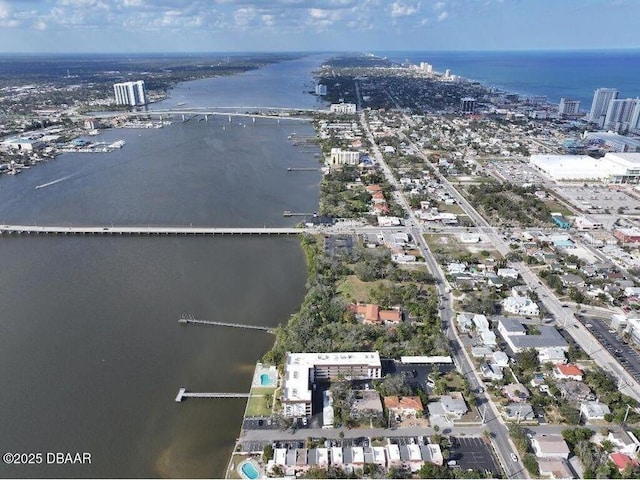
558, 98, 581, 116
604, 98, 639, 132
460, 97, 476, 113
113, 80, 147, 106
588, 88, 618, 125
630, 100, 640, 133
315, 84, 327, 96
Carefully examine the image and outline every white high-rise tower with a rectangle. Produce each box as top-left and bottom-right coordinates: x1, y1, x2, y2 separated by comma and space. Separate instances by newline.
113, 80, 147, 106
588, 88, 618, 126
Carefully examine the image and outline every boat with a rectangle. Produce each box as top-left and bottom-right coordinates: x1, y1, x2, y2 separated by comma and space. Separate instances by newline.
108, 140, 126, 149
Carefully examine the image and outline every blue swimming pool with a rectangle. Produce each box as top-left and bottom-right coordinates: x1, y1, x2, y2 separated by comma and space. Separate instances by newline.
240, 461, 259, 480
260, 373, 274, 386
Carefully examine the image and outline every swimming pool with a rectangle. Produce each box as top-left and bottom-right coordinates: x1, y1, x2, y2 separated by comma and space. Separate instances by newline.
260, 373, 274, 386
240, 460, 260, 480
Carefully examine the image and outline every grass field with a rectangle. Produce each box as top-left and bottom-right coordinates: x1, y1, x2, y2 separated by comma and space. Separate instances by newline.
246, 387, 276, 417
337, 275, 390, 303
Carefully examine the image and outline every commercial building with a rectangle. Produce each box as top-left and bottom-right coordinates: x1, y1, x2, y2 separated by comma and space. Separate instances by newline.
588, 88, 618, 126
281, 351, 382, 417
614, 227, 640, 244
530, 152, 640, 183
497, 318, 568, 355
113, 80, 147, 106
558, 98, 581, 117
583, 131, 640, 153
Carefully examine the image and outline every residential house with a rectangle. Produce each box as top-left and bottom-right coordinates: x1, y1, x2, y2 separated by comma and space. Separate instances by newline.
580, 401, 611, 420
503, 403, 535, 422
350, 303, 403, 325
558, 380, 595, 403
385, 444, 401, 467
492, 351, 510, 367
497, 268, 520, 279
607, 430, 640, 456
384, 396, 424, 418
502, 383, 531, 403
531, 435, 571, 459
457, 313, 473, 332
609, 452, 639, 473
553, 364, 584, 381
503, 295, 540, 316
428, 392, 468, 420
480, 362, 504, 381
537, 457, 575, 479
420, 444, 444, 466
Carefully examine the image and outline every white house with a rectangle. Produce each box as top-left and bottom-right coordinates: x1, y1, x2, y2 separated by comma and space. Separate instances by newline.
580, 401, 611, 420
497, 268, 519, 279
503, 296, 540, 316
531, 435, 571, 459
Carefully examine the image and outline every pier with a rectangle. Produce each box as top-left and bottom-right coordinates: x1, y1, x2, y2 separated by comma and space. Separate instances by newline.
286, 167, 320, 172
178, 315, 274, 333
282, 211, 314, 217
175, 388, 252, 402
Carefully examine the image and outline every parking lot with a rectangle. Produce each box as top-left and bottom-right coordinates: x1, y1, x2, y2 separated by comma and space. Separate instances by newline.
576, 315, 640, 381
484, 160, 546, 185
551, 185, 640, 215
450, 436, 500, 476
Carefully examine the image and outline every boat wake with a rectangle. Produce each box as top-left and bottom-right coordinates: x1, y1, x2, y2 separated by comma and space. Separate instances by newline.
35, 174, 77, 190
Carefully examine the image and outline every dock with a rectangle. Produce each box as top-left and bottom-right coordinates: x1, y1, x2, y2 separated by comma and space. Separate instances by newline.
175, 388, 252, 402
283, 211, 315, 217
179, 315, 274, 333
286, 167, 319, 172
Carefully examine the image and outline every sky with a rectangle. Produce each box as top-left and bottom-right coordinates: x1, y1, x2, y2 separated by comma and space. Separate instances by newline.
0, 0, 639, 53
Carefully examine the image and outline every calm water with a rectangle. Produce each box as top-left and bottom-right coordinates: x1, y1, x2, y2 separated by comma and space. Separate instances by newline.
383, 49, 640, 108
0, 55, 325, 478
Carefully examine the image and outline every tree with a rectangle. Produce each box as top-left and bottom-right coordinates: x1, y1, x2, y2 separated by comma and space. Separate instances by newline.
522, 453, 540, 476
262, 444, 274, 463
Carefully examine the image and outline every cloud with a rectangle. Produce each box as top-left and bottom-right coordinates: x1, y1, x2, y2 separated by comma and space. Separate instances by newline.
437, 10, 448, 21
390, 1, 418, 18
433, 1, 445, 10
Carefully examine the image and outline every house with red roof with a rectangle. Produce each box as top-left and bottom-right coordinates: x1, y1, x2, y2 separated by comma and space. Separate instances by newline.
609, 452, 639, 473
553, 364, 584, 381
349, 303, 403, 325
384, 396, 424, 418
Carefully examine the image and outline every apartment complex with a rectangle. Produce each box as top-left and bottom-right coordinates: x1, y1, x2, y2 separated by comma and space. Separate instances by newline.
281, 351, 382, 417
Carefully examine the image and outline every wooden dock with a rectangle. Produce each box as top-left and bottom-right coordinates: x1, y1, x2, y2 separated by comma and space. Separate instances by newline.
175, 388, 252, 402
178, 316, 274, 333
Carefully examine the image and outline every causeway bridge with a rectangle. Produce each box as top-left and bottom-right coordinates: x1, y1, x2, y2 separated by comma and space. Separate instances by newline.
0, 224, 307, 236
175, 388, 252, 402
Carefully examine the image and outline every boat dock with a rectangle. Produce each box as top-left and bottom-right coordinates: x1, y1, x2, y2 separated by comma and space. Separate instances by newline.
286, 167, 319, 172
175, 388, 252, 402
283, 211, 314, 217
178, 315, 274, 333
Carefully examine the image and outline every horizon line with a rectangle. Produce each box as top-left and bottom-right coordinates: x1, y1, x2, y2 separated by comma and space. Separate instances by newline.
1, 47, 640, 56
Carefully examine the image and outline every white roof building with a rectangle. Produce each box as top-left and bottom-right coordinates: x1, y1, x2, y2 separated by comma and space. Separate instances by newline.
530, 152, 640, 183
503, 296, 540, 316
282, 351, 381, 417
580, 401, 611, 420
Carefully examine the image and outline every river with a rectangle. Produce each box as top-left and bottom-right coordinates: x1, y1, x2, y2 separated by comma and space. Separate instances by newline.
0, 54, 326, 478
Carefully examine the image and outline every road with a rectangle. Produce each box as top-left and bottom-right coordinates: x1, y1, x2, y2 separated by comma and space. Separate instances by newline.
359, 111, 529, 479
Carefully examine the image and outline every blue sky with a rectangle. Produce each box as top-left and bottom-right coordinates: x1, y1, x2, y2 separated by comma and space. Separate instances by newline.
1, 0, 639, 53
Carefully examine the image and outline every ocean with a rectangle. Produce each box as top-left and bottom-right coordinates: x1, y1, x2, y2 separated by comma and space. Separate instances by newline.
380, 49, 640, 109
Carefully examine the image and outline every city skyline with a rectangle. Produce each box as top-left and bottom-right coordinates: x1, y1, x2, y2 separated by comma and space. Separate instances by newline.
1, 0, 639, 53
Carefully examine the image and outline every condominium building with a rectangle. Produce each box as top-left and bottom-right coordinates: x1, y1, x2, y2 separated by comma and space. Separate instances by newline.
558, 98, 581, 116
328, 148, 360, 166
315, 84, 327, 96
588, 88, 619, 126
281, 351, 382, 417
113, 80, 147, 106
604, 98, 639, 132
460, 97, 476, 113
330, 103, 357, 114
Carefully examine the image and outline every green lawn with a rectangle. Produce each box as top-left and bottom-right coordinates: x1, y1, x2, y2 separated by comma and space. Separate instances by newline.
337, 275, 390, 303
246, 387, 276, 417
